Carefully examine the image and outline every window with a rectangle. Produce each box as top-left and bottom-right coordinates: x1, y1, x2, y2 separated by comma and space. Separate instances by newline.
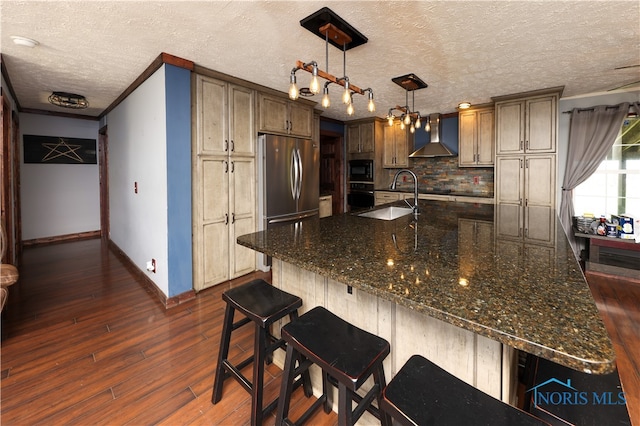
573, 115, 640, 218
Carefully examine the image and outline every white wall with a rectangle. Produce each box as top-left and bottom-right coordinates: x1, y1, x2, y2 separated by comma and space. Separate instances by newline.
107, 66, 169, 296
19, 114, 100, 240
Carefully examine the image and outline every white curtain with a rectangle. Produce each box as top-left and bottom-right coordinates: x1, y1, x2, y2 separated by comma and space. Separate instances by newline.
559, 102, 631, 258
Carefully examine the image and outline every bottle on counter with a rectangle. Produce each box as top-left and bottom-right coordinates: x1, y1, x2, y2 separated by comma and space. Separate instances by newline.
596, 216, 607, 236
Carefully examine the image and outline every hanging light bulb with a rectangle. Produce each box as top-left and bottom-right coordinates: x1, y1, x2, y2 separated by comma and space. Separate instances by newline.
410, 123, 415, 134
387, 115, 394, 126
425, 116, 431, 132
367, 90, 375, 112
342, 79, 351, 104
400, 120, 406, 130
321, 84, 331, 108
347, 102, 354, 116
288, 71, 299, 100
415, 114, 422, 129
403, 113, 411, 126
309, 63, 320, 94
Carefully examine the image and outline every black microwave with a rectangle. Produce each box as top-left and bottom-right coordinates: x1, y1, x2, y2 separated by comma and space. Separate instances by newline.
348, 159, 373, 182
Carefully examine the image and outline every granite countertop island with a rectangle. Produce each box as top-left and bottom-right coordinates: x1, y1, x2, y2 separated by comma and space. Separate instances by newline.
237, 200, 616, 377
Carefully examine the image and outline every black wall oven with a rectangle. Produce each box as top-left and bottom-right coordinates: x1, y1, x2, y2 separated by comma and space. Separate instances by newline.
348, 159, 373, 182
348, 182, 374, 210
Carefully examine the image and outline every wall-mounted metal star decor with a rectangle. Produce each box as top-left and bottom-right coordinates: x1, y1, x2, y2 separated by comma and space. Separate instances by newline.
41, 138, 84, 163
23, 135, 97, 164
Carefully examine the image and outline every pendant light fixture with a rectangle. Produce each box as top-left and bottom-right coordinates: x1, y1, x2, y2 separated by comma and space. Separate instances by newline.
386, 74, 428, 133
289, 7, 374, 116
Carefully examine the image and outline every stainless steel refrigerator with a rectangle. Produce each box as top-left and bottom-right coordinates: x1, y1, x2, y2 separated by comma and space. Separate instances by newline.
260, 134, 319, 229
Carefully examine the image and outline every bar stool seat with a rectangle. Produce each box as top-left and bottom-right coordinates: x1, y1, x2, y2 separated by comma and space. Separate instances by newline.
211, 279, 311, 426
380, 354, 549, 426
276, 306, 391, 426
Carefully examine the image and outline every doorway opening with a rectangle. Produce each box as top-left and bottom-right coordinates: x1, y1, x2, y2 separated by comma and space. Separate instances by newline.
319, 130, 344, 215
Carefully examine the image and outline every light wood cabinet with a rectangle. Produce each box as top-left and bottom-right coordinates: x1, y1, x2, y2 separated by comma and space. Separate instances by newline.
258, 93, 313, 138
383, 121, 409, 168
495, 93, 558, 155
495, 155, 556, 245
347, 120, 375, 154
319, 195, 332, 218
494, 88, 561, 246
375, 191, 400, 206
196, 77, 255, 157
193, 74, 256, 291
458, 106, 495, 167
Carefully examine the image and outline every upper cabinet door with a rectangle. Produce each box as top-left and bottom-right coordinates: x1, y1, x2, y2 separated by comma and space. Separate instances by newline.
258, 94, 289, 135
526, 96, 556, 153
496, 94, 557, 155
458, 110, 477, 166
359, 121, 375, 153
288, 103, 313, 138
495, 100, 525, 155
196, 75, 228, 156
476, 109, 495, 165
258, 93, 313, 138
229, 84, 255, 156
347, 124, 361, 153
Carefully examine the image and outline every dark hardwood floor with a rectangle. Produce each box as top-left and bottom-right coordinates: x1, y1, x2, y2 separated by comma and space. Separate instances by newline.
1, 239, 336, 425
585, 271, 640, 425
1, 239, 638, 425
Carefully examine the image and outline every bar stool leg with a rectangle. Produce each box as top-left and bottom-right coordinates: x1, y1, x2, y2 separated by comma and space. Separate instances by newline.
322, 371, 332, 413
212, 303, 235, 404
251, 324, 267, 426
373, 366, 391, 426
276, 344, 297, 424
337, 382, 353, 426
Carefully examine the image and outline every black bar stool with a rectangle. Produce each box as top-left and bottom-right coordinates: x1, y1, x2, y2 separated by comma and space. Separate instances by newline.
276, 306, 392, 426
380, 354, 549, 426
211, 279, 312, 426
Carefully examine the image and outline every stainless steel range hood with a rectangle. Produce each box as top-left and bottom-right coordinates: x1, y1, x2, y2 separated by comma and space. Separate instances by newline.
409, 113, 454, 157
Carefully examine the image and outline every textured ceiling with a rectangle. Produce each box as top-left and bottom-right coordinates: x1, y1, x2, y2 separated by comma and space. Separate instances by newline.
1, 1, 639, 121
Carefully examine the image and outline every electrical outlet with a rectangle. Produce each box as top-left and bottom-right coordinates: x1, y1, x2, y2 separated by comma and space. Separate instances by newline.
402, 175, 407, 182
146, 259, 156, 273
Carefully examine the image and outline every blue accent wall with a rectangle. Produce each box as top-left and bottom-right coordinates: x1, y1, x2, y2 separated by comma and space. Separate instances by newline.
320, 119, 345, 135
165, 65, 192, 297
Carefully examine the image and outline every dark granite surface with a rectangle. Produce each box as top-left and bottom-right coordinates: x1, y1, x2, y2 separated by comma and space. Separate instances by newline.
237, 200, 616, 374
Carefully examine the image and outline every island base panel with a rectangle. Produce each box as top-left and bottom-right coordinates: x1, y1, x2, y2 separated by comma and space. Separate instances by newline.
270, 259, 519, 414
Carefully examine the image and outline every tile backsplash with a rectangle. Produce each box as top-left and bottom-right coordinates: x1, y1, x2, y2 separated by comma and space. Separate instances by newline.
384, 156, 494, 196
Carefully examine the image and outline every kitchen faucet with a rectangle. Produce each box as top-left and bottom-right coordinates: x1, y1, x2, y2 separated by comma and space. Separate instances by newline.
390, 169, 419, 214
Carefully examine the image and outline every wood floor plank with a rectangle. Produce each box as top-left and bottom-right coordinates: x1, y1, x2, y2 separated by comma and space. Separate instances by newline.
586, 271, 640, 425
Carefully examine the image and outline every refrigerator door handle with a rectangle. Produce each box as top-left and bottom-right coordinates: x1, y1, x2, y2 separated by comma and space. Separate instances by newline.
290, 149, 297, 200
295, 148, 303, 200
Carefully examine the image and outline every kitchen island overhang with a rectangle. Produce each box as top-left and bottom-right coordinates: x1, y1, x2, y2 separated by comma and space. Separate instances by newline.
237, 200, 616, 397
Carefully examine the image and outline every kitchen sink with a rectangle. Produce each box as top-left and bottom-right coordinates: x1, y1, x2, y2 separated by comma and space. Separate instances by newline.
357, 206, 414, 221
